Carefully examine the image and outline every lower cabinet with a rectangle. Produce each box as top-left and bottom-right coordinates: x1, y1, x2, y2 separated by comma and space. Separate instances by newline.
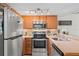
23, 38, 53, 56
23, 38, 32, 55
48, 39, 53, 56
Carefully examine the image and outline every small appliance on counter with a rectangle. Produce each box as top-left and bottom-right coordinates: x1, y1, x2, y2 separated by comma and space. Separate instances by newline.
23, 29, 33, 38
58, 29, 69, 35
46, 29, 58, 40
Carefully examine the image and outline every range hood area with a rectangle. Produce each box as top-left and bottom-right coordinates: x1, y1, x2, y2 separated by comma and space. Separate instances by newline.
0, 3, 79, 56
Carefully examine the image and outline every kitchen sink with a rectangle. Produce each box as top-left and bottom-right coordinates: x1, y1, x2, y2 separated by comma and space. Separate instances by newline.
52, 38, 71, 41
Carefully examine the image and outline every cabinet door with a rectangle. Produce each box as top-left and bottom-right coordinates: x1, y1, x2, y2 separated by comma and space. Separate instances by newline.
48, 39, 51, 56
40, 16, 47, 21
25, 48, 32, 55
33, 16, 39, 20
48, 39, 53, 56
23, 38, 32, 55
22, 16, 33, 29
32, 16, 47, 21
47, 16, 57, 29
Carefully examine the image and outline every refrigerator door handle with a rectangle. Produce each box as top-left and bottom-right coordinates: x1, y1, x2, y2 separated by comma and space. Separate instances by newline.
4, 35, 23, 40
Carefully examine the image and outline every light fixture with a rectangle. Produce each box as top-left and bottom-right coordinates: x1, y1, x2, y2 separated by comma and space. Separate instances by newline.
27, 8, 49, 15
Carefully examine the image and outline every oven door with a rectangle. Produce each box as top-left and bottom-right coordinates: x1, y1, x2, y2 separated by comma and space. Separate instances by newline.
32, 40, 47, 48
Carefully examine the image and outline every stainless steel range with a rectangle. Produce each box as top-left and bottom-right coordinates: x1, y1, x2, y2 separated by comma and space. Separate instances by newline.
32, 31, 47, 56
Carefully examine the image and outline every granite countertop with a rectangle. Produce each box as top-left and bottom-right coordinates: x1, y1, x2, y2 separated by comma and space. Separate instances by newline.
50, 35, 79, 56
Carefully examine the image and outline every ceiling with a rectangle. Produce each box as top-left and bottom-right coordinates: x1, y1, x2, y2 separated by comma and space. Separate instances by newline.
8, 3, 79, 16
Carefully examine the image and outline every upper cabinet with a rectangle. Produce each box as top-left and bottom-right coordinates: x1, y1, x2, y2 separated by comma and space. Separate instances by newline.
33, 16, 39, 21
32, 16, 47, 21
40, 16, 47, 21
22, 16, 33, 29
22, 15, 57, 29
22, 16, 47, 29
47, 16, 57, 29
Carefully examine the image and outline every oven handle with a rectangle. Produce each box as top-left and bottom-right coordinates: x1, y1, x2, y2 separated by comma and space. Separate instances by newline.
32, 39, 46, 40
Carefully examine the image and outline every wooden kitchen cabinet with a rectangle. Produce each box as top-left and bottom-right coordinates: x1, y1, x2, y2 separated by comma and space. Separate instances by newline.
33, 16, 47, 21
32, 16, 43, 22
47, 16, 57, 29
40, 16, 47, 21
22, 16, 33, 29
22, 16, 47, 29
23, 38, 32, 55
48, 39, 53, 56
33, 16, 39, 20
22, 15, 57, 29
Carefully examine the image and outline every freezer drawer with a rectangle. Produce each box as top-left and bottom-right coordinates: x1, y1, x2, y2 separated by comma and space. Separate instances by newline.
0, 34, 4, 56
4, 36, 23, 56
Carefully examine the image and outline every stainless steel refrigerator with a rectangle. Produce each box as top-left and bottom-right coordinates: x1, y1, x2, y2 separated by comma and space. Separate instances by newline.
0, 8, 4, 56
4, 8, 23, 56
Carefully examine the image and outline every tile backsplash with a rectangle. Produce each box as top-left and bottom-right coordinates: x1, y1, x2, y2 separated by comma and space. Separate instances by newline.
23, 29, 33, 37
23, 29, 57, 38
46, 29, 57, 38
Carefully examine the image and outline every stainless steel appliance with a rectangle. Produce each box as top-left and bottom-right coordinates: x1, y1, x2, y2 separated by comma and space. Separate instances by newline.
33, 21, 46, 29
32, 31, 47, 56
4, 8, 23, 56
0, 8, 4, 56
33, 31, 47, 39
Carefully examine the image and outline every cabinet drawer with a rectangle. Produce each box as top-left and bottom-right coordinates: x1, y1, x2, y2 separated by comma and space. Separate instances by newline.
25, 42, 32, 44
26, 51, 32, 54
24, 43, 32, 46
23, 50, 32, 54
25, 48, 32, 51
23, 48, 32, 54
25, 38, 31, 40
24, 45, 32, 48
25, 39, 32, 41
23, 51, 32, 55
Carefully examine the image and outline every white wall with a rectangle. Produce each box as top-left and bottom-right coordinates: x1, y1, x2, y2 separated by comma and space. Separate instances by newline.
58, 14, 79, 36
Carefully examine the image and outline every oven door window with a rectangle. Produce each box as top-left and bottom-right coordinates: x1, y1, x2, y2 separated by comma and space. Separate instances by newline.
33, 40, 46, 48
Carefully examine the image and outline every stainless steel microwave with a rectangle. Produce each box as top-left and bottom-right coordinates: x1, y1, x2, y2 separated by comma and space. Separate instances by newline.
33, 24, 46, 29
